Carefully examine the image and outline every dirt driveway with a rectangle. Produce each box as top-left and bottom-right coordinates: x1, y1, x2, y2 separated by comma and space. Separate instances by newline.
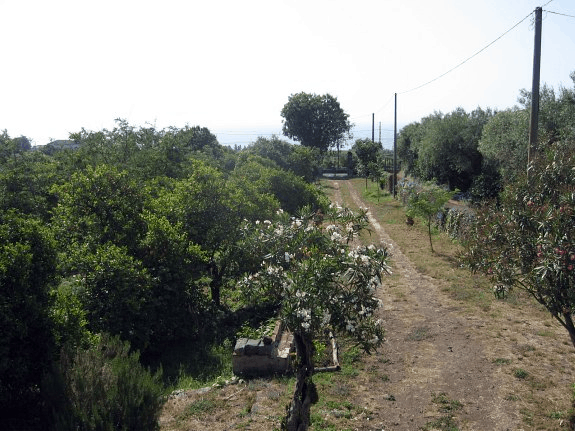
332, 179, 575, 431
160, 179, 575, 431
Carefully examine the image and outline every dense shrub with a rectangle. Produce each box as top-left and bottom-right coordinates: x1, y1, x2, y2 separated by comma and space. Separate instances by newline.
0, 210, 57, 419
463, 138, 575, 348
435, 207, 475, 241
44, 334, 164, 431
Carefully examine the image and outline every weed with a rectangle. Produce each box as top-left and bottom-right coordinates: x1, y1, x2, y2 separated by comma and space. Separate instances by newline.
180, 395, 224, 420
520, 408, 534, 426
548, 410, 564, 419
431, 392, 463, 413
492, 358, 512, 365
422, 415, 460, 431
422, 392, 463, 431
514, 368, 529, 379
340, 345, 362, 365
330, 382, 351, 397
310, 412, 337, 430
238, 393, 256, 418
536, 330, 554, 337
407, 326, 433, 341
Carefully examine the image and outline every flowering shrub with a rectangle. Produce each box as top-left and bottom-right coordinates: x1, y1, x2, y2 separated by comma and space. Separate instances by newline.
463, 139, 575, 347
238, 205, 390, 430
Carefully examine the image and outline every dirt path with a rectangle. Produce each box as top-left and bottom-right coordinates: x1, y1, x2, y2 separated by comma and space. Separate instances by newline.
161, 180, 575, 431
333, 179, 519, 430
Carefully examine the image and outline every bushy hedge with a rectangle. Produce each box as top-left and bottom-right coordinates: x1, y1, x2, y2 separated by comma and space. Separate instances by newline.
44, 334, 164, 431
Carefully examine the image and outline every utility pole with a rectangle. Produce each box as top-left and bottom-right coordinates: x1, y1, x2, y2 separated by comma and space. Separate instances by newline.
528, 6, 542, 173
372, 113, 375, 142
379, 122, 381, 144
393, 93, 397, 198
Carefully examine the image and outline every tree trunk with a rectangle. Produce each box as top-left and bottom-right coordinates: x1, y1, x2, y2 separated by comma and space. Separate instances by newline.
427, 217, 434, 253
283, 333, 317, 431
563, 312, 575, 349
209, 260, 222, 307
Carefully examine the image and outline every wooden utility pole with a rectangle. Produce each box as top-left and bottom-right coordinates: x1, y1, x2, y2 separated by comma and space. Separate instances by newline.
528, 6, 542, 172
393, 93, 397, 198
372, 113, 375, 142
379, 122, 381, 144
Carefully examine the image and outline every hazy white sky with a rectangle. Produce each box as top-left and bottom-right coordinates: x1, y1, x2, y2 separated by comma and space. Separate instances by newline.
1, 0, 574, 148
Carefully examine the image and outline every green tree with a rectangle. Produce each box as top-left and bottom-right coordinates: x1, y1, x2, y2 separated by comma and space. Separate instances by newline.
51, 164, 146, 256
397, 115, 438, 177
518, 74, 575, 145
281, 92, 353, 153
71, 243, 155, 350
239, 206, 389, 430
352, 138, 382, 186
246, 136, 320, 182
417, 108, 486, 191
478, 108, 529, 184
0, 210, 57, 419
232, 154, 327, 215
463, 138, 575, 348
403, 182, 455, 252
0, 151, 60, 221
0, 131, 31, 163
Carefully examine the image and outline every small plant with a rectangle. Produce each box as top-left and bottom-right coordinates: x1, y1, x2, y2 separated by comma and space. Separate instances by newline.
403, 181, 456, 252
236, 318, 277, 339
407, 326, 432, 341
180, 394, 225, 420
569, 383, 575, 428
422, 392, 463, 431
492, 358, 511, 365
514, 368, 529, 379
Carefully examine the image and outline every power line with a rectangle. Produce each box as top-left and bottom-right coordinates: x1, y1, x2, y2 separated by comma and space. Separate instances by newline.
398, 10, 534, 95
544, 10, 575, 19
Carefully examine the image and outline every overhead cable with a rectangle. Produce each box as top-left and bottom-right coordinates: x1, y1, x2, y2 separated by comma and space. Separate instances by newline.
398, 10, 534, 95
544, 10, 575, 19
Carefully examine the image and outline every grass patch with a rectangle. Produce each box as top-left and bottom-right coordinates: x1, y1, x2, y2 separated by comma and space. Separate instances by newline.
406, 326, 433, 341
514, 368, 529, 379
422, 392, 463, 431
179, 393, 225, 420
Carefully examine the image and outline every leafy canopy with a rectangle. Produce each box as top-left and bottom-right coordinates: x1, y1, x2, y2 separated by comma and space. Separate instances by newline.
463, 138, 575, 347
281, 92, 352, 153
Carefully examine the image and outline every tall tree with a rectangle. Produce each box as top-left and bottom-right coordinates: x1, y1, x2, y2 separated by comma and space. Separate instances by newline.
352, 138, 382, 178
281, 92, 352, 153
